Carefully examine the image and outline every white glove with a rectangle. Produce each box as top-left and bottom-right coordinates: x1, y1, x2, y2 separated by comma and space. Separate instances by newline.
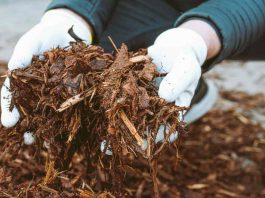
1, 9, 92, 128
148, 28, 207, 107
148, 28, 208, 142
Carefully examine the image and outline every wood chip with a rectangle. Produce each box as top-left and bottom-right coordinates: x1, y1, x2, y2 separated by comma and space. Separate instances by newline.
187, 184, 208, 190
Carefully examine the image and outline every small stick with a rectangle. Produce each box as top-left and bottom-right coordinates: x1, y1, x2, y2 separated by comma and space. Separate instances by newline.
77, 189, 94, 197
0, 190, 14, 198
1, 70, 10, 78
119, 110, 145, 150
19, 105, 28, 117
129, 55, 150, 63
108, 36, 119, 53
152, 123, 177, 159
57, 89, 93, 112
89, 87, 97, 103
146, 128, 151, 158
0, 74, 7, 78
70, 174, 81, 185
43, 161, 55, 185
38, 184, 58, 194
136, 180, 146, 198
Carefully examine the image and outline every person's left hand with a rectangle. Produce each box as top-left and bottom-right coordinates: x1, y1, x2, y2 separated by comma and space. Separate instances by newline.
147, 27, 208, 143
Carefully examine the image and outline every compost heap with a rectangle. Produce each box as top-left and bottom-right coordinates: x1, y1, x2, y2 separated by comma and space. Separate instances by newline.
1, 42, 186, 197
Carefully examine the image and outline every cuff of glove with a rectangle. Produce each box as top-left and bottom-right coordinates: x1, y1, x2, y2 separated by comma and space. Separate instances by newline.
175, 17, 223, 73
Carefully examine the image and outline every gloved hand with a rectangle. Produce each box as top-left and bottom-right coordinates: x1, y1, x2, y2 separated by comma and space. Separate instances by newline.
1, 9, 93, 128
148, 28, 207, 107
147, 27, 208, 142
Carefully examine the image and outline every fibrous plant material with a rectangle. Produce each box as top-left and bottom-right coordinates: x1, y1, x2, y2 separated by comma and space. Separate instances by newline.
2, 42, 186, 197
1, 90, 265, 197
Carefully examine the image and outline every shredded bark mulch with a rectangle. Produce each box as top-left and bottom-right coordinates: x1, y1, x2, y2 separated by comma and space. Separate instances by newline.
0, 44, 264, 197
0, 43, 186, 197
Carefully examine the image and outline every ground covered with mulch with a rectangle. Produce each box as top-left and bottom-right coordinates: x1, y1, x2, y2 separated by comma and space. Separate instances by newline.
0, 44, 265, 197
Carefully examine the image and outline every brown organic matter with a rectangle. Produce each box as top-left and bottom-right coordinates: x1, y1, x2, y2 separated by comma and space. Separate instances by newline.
1, 43, 186, 197
2, 44, 264, 197
1, 88, 264, 197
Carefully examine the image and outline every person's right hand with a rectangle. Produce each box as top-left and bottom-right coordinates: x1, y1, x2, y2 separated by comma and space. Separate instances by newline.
1, 9, 93, 128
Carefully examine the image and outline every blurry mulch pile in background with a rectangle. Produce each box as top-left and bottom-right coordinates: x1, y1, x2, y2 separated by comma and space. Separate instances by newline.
0, 61, 265, 197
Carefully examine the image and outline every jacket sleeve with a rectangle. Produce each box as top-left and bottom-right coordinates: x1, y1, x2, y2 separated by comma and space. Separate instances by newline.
174, 0, 265, 72
46, 0, 118, 41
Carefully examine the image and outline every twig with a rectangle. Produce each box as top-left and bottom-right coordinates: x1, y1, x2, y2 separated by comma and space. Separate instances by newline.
43, 160, 56, 185
0, 190, 15, 198
70, 174, 81, 185
152, 123, 177, 159
150, 160, 160, 198
0, 74, 7, 78
146, 128, 151, 158
77, 189, 94, 197
25, 178, 34, 198
119, 110, 145, 150
57, 89, 94, 112
217, 189, 238, 197
0, 70, 10, 78
19, 105, 28, 116
38, 184, 58, 194
129, 55, 150, 63
108, 36, 119, 53
89, 87, 97, 103
136, 181, 146, 198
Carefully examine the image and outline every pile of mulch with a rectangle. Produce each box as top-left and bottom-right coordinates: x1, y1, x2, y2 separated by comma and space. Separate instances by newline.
1, 90, 264, 197
0, 45, 264, 197
0, 43, 186, 197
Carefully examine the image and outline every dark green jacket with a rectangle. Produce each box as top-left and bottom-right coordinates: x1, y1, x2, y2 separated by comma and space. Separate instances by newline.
47, 0, 265, 70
